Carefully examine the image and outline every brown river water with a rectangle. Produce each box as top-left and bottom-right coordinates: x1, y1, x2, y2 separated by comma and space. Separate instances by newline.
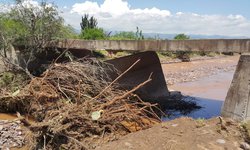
167, 70, 235, 119
0, 113, 18, 120
161, 55, 239, 119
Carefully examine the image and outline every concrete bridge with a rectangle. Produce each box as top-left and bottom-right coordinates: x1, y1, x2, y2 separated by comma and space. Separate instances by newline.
4, 39, 244, 121
53, 39, 250, 52
50, 39, 250, 121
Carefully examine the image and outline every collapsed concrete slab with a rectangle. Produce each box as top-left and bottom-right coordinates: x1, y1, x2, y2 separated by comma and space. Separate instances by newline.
106, 51, 170, 102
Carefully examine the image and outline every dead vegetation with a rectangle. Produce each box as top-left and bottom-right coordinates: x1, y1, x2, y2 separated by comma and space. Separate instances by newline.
0, 58, 161, 149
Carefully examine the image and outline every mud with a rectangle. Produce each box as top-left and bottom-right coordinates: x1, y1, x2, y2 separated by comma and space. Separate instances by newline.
0, 113, 18, 121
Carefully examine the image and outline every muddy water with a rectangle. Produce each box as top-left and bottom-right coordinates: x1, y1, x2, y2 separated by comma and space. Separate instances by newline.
0, 113, 35, 123
0, 113, 20, 121
167, 70, 235, 119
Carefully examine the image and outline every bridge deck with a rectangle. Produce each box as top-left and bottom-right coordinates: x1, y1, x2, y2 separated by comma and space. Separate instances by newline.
54, 39, 250, 53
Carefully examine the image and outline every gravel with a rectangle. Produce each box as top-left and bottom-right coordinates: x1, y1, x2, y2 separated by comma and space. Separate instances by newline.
166, 65, 236, 85
0, 120, 25, 149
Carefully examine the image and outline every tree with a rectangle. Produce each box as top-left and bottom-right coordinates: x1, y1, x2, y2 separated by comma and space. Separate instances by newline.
110, 27, 144, 40
0, 0, 67, 76
80, 14, 89, 31
59, 24, 78, 39
80, 28, 106, 40
80, 14, 98, 31
135, 26, 144, 40
174, 34, 191, 62
174, 33, 190, 40
110, 31, 137, 40
89, 16, 98, 29
79, 14, 106, 40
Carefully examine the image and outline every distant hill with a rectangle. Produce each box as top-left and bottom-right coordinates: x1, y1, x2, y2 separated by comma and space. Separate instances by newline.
73, 28, 249, 39
143, 33, 249, 40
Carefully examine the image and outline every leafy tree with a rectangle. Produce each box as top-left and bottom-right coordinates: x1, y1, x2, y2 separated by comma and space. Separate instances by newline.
110, 31, 137, 40
80, 28, 106, 40
59, 24, 78, 39
80, 14, 98, 30
174, 33, 190, 40
110, 27, 144, 40
89, 16, 98, 29
174, 33, 215, 57
0, 0, 69, 76
80, 14, 89, 31
135, 26, 144, 40
174, 34, 191, 62
79, 14, 106, 40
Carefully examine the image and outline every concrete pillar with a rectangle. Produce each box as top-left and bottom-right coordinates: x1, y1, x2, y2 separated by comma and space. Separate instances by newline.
221, 54, 250, 121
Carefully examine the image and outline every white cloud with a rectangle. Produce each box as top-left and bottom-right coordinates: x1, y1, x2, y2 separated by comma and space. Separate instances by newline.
71, 1, 100, 15
40, 0, 250, 37
0, 4, 10, 13
70, 0, 170, 18
20, 0, 39, 8
0, 0, 55, 14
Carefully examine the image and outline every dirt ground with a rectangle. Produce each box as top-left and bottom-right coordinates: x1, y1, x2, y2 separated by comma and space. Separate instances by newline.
96, 117, 247, 150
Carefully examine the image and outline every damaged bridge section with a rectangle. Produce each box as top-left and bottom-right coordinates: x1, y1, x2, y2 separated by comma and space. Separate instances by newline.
18, 39, 250, 121
53, 39, 250, 52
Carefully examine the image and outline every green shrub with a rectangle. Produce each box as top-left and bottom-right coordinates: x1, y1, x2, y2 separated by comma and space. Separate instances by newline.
79, 28, 106, 40
0, 72, 14, 86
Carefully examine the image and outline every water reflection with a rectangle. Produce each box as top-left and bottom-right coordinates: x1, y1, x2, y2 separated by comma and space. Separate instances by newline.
162, 97, 223, 121
163, 71, 235, 121
189, 97, 223, 119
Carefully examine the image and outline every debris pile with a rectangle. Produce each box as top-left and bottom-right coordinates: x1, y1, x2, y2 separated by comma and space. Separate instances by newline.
0, 59, 161, 149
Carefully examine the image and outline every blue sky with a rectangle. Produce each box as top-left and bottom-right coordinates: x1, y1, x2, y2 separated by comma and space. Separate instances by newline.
46, 0, 250, 19
1, 0, 250, 36
129, 0, 250, 18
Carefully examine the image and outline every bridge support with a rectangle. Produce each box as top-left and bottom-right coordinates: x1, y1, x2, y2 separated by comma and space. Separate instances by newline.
222, 54, 250, 121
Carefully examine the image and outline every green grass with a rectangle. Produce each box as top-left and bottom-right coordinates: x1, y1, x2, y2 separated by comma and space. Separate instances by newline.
195, 118, 206, 128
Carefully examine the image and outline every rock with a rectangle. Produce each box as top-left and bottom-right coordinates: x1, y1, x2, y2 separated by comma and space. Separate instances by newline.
18, 131, 22, 135
171, 124, 179, 127
124, 142, 133, 149
240, 142, 250, 150
170, 91, 182, 100
216, 139, 226, 144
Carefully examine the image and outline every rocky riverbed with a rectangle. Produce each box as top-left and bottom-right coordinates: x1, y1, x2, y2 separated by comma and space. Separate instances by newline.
162, 55, 239, 85
0, 120, 24, 149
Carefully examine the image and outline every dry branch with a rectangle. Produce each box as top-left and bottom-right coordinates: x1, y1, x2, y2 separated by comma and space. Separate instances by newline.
1, 58, 162, 149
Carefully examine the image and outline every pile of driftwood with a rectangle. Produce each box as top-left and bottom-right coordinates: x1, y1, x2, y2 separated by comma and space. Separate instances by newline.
0, 59, 161, 149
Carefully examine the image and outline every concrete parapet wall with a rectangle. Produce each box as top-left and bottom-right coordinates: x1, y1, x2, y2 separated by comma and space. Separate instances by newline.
54, 39, 250, 53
